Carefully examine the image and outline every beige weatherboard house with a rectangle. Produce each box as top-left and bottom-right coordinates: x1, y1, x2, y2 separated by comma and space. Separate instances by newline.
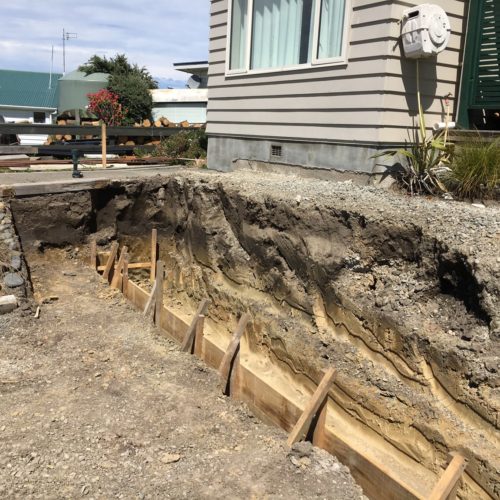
207, 0, 499, 176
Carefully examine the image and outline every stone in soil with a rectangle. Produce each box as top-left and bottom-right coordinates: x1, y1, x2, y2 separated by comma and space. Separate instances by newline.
0, 295, 17, 314
3, 273, 24, 288
10, 255, 21, 271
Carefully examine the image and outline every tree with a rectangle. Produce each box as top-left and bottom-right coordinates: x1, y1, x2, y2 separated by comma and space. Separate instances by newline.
108, 73, 153, 125
87, 89, 125, 126
79, 54, 157, 123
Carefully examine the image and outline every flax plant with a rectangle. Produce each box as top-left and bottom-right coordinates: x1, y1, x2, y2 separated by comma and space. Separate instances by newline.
373, 61, 452, 195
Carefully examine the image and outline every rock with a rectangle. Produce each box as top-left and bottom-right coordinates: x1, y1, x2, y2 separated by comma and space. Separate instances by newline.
290, 441, 313, 458
160, 453, 181, 464
0, 213, 5, 222
375, 295, 389, 308
3, 273, 24, 288
0, 295, 18, 314
10, 255, 21, 271
289, 455, 311, 468
42, 296, 59, 304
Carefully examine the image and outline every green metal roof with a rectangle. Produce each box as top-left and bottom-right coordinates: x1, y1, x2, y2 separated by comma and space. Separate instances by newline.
0, 69, 62, 109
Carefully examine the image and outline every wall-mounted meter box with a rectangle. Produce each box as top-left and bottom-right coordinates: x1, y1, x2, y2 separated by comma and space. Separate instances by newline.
401, 4, 451, 58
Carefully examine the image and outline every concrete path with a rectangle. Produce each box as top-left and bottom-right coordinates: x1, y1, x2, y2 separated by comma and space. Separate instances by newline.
0, 165, 187, 196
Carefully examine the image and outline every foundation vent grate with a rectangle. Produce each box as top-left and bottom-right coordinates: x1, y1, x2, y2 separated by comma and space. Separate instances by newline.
270, 144, 283, 159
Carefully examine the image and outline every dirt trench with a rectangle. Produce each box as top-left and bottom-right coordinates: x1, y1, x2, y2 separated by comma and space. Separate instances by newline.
8, 171, 500, 499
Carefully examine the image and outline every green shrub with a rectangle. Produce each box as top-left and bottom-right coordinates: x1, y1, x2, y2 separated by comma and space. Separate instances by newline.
445, 137, 500, 200
153, 129, 207, 159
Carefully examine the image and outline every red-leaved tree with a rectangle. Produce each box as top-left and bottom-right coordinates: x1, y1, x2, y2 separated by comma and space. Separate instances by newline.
87, 89, 125, 126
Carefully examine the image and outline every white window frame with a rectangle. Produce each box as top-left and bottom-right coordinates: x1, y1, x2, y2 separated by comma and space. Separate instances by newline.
225, 0, 351, 77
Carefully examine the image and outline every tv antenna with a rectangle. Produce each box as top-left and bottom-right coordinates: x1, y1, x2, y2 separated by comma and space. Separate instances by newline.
62, 28, 78, 74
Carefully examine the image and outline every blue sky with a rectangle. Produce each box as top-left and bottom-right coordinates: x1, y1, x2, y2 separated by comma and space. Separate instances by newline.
0, 0, 209, 87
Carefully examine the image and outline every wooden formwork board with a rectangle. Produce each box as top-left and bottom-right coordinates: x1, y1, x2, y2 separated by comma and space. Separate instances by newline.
118, 275, 434, 500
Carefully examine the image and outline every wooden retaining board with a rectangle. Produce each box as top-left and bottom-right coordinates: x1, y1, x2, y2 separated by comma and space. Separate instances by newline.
122, 278, 431, 500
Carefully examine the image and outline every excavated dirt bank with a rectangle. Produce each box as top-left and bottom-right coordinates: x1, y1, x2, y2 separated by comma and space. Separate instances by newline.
9, 170, 500, 499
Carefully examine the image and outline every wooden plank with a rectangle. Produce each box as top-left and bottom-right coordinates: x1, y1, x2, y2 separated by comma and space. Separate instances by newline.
122, 253, 129, 295
151, 228, 158, 282
218, 313, 251, 393
111, 245, 128, 289
97, 262, 151, 272
0, 123, 193, 137
287, 367, 337, 447
428, 454, 467, 500
0, 146, 38, 154
143, 279, 158, 317
90, 238, 97, 270
119, 277, 427, 500
193, 314, 205, 358
154, 260, 164, 327
102, 241, 119, 281
312, 400, 328, 445
101, 122, 107, 169
180, 298, 211, 352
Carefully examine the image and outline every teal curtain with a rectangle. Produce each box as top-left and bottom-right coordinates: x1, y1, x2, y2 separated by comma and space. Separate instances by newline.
230, 0, 248, 70
317, 0, 346, 60
251, 0, 314, 70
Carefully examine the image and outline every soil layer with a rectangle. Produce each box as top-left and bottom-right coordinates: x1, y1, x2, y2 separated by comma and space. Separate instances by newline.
8, 170, 500, 498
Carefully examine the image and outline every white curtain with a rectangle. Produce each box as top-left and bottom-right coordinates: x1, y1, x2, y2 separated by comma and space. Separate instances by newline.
230, 0, 248, 70
251, 0, 308, 70
317, 0, 346, 59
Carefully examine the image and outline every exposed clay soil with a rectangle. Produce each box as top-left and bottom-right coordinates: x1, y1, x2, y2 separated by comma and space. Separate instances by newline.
0, 249, 365, 499
7, 169, 500, 498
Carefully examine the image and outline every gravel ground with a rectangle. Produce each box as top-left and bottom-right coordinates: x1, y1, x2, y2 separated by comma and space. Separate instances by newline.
0, 249, 365, 500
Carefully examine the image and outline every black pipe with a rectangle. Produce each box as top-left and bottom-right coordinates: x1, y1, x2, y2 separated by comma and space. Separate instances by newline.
71, 149, 83, 178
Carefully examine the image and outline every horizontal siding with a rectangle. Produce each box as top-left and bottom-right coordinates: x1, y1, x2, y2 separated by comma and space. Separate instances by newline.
208, 88, 454, 115
207, 122, 382, 142
207, 0, 466, 144
208, 76, 459, 100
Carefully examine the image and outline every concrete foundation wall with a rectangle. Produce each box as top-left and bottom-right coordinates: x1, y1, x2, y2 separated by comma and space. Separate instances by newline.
208, 136, 395, 181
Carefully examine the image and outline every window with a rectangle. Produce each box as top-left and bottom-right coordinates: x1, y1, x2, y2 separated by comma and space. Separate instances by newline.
33, 112, 46, 123
228, 0, 349, 73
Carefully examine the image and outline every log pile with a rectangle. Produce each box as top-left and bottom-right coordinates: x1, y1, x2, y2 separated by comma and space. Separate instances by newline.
44, 116, 203, 146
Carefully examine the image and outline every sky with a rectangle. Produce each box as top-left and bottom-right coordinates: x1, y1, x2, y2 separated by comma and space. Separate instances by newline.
0, 0, 210, 88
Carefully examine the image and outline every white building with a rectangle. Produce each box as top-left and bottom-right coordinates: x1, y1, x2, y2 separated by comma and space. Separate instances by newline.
151, 61, 208, 124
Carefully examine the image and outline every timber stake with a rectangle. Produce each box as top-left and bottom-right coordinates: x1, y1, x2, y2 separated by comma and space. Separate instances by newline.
287, 367, 336, 447
111, 246, 128, 289
154, 260, 164, 327
102, 241, 119, 281
428, 453, 467, 500
219, 313, 251, 394
151, 228, 158, 282
193, 314, 205, 357
122, 253, 129, 294
181, 299, 211, 352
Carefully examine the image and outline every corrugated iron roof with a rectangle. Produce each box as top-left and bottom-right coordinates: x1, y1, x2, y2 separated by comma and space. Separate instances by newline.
0, 69, 62, 109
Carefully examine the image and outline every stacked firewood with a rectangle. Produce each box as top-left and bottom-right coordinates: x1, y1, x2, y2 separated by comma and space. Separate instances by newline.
44, 116, 203, 146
